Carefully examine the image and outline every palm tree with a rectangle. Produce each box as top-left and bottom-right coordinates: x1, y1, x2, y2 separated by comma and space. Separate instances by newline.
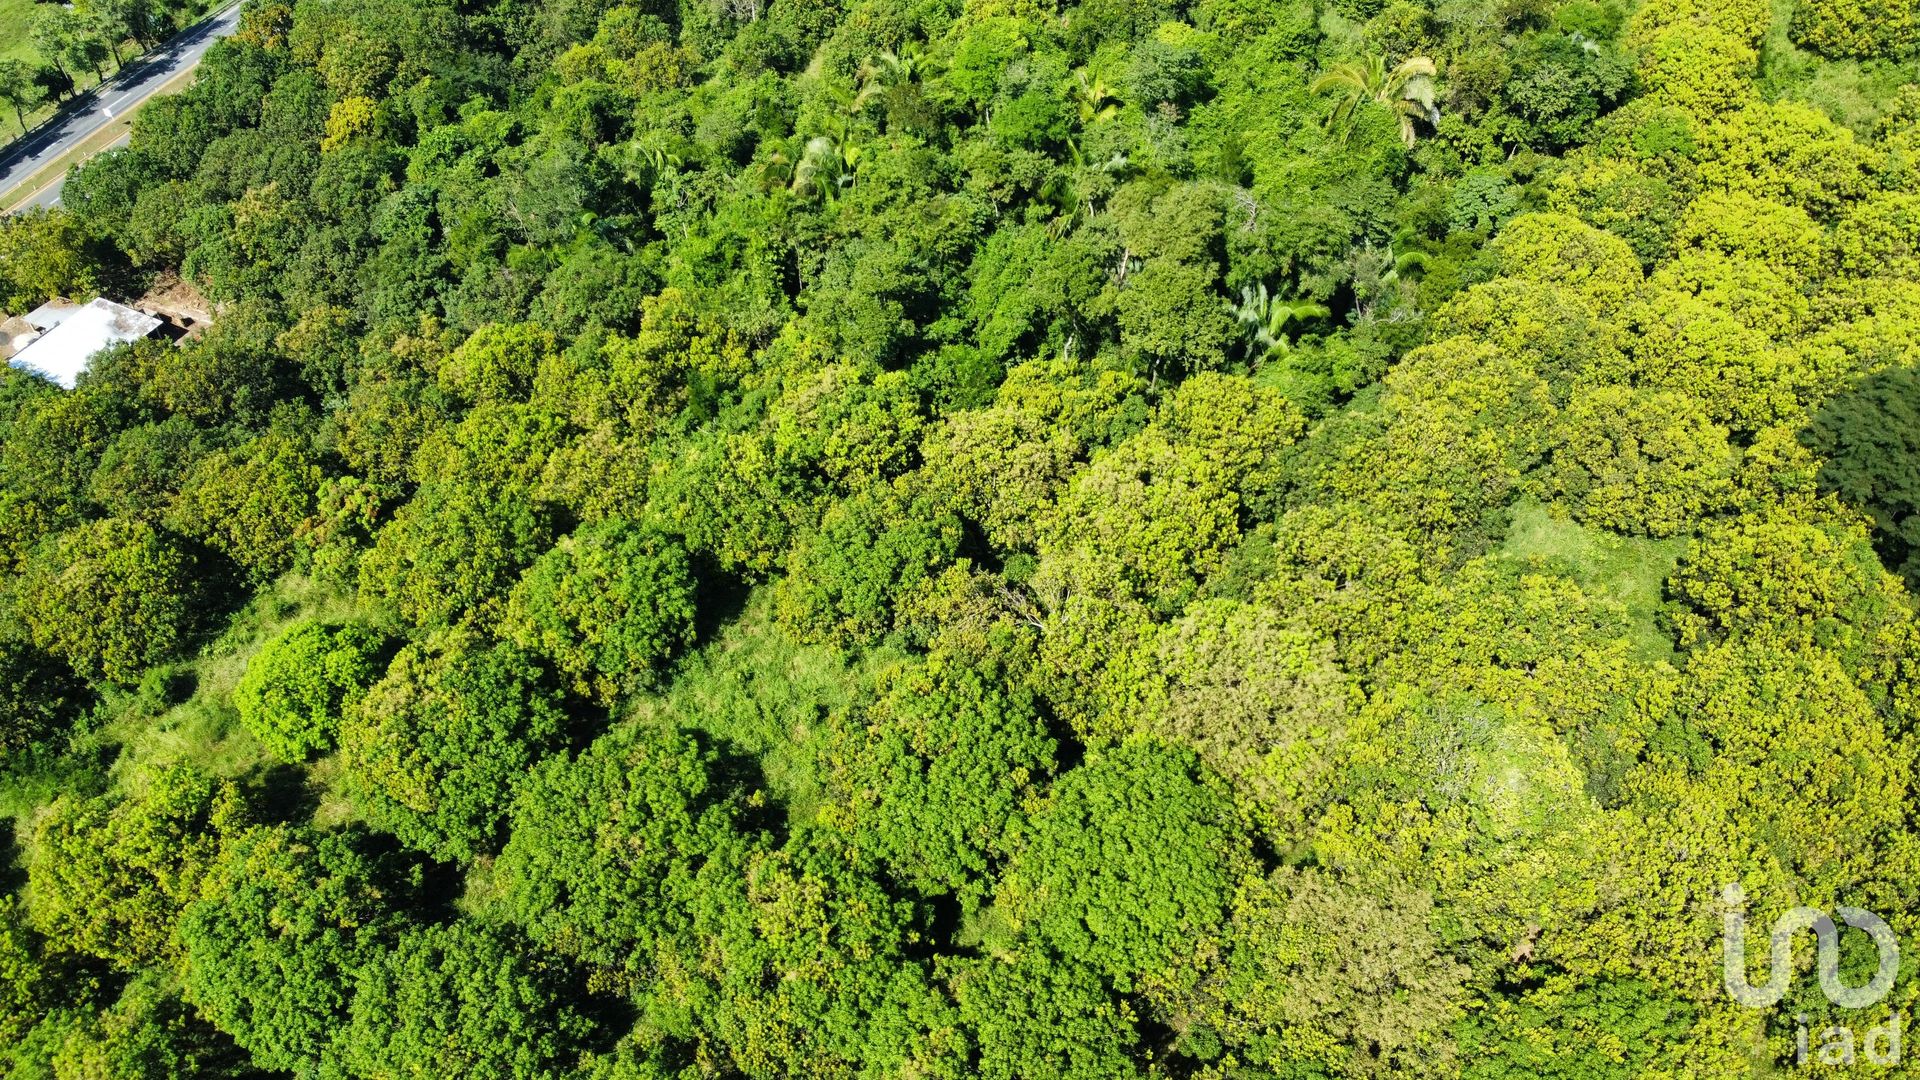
1311, 55, 1438, 148
1339, 239, 1432, 321
859, 43, 930, 96
617, 137, 682, 188
1381, 245, 1430, 287
1040, 139, 1130, 239
854, 45, 938, 133
790, 134, 862, 203
1071, 69, 1121, 126
748, 146, 795, 194
1226, 283, 1330, 362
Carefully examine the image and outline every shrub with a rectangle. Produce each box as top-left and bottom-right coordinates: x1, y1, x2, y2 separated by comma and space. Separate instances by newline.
234, 621, 388, 761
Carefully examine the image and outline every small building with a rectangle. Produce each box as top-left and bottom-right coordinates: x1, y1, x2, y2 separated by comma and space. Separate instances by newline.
5, 298, 166, 389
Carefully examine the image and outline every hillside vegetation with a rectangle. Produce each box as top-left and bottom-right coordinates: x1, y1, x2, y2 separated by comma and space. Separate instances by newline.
3, 0, 1920, 1075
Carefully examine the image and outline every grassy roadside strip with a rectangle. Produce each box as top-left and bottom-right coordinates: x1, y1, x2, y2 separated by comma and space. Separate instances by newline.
0, 0, 220, 142
0, 61, 201, 213
0, 63, 126, 143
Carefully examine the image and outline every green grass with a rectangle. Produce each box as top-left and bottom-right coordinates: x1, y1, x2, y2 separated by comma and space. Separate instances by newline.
632, 589, 902, 825
1501, 498, 1688, 661
1, 578, 881, 867
464, 591, 882, 917
0, 0, 44, 66
1758, 0, 1920, 134
101, 575, 364, 780
0, 574, 367, 850
0, 741, 109, 830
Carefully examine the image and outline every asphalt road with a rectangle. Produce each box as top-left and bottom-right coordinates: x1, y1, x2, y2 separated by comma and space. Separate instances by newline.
0, 1, 244, 212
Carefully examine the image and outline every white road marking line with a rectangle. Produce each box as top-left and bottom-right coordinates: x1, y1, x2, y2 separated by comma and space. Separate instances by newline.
1, 0, 244, 214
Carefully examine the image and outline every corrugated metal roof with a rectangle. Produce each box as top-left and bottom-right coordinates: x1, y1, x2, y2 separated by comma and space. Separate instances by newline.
23, 299, 82, 331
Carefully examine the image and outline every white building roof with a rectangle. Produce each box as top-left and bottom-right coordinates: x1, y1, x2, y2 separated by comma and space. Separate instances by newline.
8, 298, 163, 389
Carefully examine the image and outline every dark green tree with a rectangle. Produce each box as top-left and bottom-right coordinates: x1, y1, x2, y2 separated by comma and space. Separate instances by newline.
836, 651, 1054, 898
503, 519, 699, 704
998, 740, 1254, 990
1805, 365, 1920, 589
497, 721, 757, 971
336, 921, 593, 1080
176, 826, 413, 1074
16, 517, 199, 685
337, 633, 570, 861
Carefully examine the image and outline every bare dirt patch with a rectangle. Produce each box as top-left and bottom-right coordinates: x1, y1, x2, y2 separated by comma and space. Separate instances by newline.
137, 272, 214, 341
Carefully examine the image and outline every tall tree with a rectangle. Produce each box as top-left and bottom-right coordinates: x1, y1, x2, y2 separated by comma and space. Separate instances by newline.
1311, 54, 1440, 147
0, 59, 42, 130
29, 9, 84, 92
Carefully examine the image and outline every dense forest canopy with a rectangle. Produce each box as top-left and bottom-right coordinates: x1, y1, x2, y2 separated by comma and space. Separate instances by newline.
3, 0, 1920, 1075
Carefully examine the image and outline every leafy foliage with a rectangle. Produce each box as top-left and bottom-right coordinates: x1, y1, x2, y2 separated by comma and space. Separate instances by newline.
2, 0, 1920, 1074
0, 639, 86, 757
338, 633, 569, 861
15, 517, 199, 685
24, 766, 244, 968
496, 721, 756, 970
503, 518, 698, 703
336, 921, 592, 1080
835, 650, 1055, 897
233, 619, 387, 760
176, 825, 414, 1074
1000, 739, 1253, 989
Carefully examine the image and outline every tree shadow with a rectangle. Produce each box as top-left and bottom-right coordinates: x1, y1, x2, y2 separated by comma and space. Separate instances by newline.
0, 818, 18, 893
1801, 366, 1920, 592
234, 761, 322, 827
340, 825, 468, 922
697, 729, 785, 841
175, 539, 256, 663
689, 556, 754, 646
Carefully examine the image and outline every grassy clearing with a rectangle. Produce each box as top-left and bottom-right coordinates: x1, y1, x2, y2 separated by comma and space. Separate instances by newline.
0, 0, 44, 67
0, 574, 366, 846
634, 589, 901, 825
103, 576, 363, 777
1502, 498, 1688, 660
1758, 0, 1920, 134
